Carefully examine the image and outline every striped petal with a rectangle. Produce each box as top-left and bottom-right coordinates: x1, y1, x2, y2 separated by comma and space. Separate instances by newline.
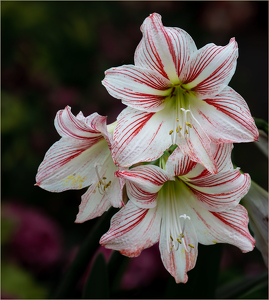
135, 13, 197, 84
36, 107, 113, 192
181, 38, 238, 99
174, 184, 255, 252
112, 106, 175, 167
190, 86, 259, 143
102, 65, 172, 112
186, 143, 234, 179
100, 201, 161, 257
159, 213, 198, 283
186, 168, 251, 212
166, 146, 197, 177
115, 165, 173, 208
55, 106, 104, 139
75, 156, 124, 223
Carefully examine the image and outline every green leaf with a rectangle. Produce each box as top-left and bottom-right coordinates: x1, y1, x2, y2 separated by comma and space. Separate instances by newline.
1, 262, 48, 299
164, 243, 223, 298
52, 207, 118, 298
82, 253, 109, 298
254, 118, 268, 135
216, 271, 268, 299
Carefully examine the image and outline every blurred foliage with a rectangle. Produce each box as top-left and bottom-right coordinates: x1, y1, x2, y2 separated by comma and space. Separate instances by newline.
1, 263, 48, 299
1, 1, 268, 299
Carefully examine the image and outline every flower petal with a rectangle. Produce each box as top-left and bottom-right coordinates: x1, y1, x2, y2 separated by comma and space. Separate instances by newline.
55, 106, 103, 139
166, 146, 197, 176
159, 205, 198, 283
176, 188, 255, 252
102, 65, 172, 112
182, 38, 238, 99
36, 138, 109, 192
190, 87, 259, 143
135, 13, 180, 84
186, 143, 234, 179
112, 106, 175, 167
75, 184, 112, 223
100, 201, 161, 257
186, 168, 251, 211
178, 110, 218, 174
135, 13, 197, 84
115, 165, 173, 208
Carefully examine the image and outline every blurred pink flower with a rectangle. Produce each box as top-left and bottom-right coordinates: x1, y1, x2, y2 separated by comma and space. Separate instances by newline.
121, 243, 168, 290
2, 201, 63, 273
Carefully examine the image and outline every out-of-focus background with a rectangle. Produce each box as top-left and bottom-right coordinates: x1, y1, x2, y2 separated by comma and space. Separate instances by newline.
1, 1, 268, 299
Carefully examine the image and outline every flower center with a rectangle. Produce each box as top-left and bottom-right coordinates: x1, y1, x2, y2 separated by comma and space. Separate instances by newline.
168, 85, 195, 145
94, 163, 111, 195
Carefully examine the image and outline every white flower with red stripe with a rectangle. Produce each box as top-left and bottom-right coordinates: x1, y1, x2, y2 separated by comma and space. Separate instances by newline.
102, 13, 258, 173
100, 143, 255, 283
35, 106, 124, 222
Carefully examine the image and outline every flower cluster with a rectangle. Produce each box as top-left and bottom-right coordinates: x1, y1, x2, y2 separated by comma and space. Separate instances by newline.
36, 13, 258, 283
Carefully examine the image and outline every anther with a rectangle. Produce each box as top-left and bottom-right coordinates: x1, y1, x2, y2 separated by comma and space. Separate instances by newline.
176, 127, 179, 133
185, 122, 192, 128
170, 235, 173, 241
103, 177, 107, 180
178, 125, 182, 131
169, 130, 174, 135
188, 244, 194, 248
176, 118, 179, 122
177, 238, 182, 244
185, 129, 188, 134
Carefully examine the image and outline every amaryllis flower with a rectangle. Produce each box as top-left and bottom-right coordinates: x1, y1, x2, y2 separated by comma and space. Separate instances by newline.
35, 106, 124, 222
102, 13, 258, 173
100, 143, 255, 283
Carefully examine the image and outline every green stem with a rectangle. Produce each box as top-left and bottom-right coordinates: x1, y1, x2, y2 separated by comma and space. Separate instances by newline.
52, 207, 117, 299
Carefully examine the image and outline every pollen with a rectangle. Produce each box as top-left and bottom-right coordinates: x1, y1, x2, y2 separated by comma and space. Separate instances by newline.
178, 125, 182, 131
62, 174, 87, 189
169, 130, 174, 135
213, 240, 218, 244
176, 118, 179, 122
176, 127, 179, 133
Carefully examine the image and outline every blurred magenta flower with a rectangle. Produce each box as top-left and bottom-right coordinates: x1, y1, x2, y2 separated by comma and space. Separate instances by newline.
121, 243, 167, 290
2, 201, 63, 273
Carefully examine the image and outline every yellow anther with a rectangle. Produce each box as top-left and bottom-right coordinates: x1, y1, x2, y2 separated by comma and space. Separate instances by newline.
185, 129, 188, 134
188, 244, 194, 248
97, 183, 100, 188
178, 125, 182, 131
213, 240, 218, 244
176, 118, 179, 122
170, 245, 174, 250
169, 130, 174, 135
170, 235, 173, 241
176, 127, 179, 133
181, 234, 184, 238
186, 122, 192, 128
177, 238, 182, 244
103, 177, 107, 180
108, 181, 111, 186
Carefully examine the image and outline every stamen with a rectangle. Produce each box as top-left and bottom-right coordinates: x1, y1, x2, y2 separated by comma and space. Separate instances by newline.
188, 244, 194, 248
176, 118, 179, 122
176, 127, 179, 133
170, 235, 173, 241
178, 125, 182, 131
177, 238, 182, 244
169, 130, 174, 135
186, 122, 192, 128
